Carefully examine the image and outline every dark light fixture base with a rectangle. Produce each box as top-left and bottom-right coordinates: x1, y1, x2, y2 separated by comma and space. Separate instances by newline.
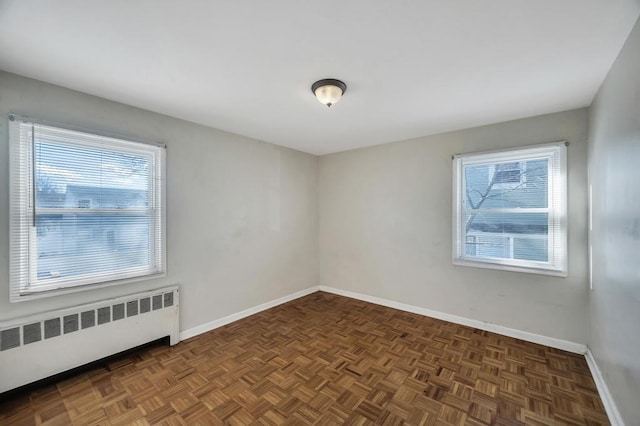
311, 79, 347, 95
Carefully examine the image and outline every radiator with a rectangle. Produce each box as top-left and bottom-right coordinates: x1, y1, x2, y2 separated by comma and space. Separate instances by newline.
0, 285, 179, 393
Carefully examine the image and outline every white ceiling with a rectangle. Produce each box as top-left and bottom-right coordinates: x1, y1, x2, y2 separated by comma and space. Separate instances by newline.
1, 1, 639, 155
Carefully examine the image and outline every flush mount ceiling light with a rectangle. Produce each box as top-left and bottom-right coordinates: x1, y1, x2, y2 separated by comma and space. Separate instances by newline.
311, 79, 347, 107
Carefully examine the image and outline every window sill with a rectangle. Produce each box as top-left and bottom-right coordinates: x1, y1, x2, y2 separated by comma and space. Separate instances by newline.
453, 258, 567, 277
10, 272, 167, 303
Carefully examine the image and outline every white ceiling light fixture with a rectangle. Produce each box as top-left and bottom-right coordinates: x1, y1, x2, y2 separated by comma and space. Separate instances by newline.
312, 79, 347, 107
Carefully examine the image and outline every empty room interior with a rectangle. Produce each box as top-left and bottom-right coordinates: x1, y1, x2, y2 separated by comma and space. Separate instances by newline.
0, 1, 639, 425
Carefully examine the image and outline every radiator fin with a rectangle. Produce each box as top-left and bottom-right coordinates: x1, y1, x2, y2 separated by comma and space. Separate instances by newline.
140, 297, 151, 314
113, 303, 125, 320
44, 318, 61, 339
164, 292, 173, 307
127, 300, 138, 317
23, 323, 41, 344
0, 328, 20, 351
64, 314, 79, 334
97, 307, 111, 325
153, 295, 162, 310
81, 310, 95, 329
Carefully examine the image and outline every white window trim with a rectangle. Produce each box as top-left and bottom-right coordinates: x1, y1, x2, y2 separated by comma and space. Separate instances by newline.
452, 141, 568, 277
9, 115, 167, 302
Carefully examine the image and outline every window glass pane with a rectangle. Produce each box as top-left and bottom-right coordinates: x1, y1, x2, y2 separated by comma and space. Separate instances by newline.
35, 141, 149, 209
514, 237, 548, 261
464, 159, 548, 209
464, 212, 548, 261
465, 234, 512, 260
465, 212, 548, 234
36, 214, 151, 281
464, 236, 477, 256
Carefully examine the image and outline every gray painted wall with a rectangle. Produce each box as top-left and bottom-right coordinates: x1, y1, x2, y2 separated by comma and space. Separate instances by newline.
588, 17, 640, 424
0, 71, 319, 332
319, 109, 589, 343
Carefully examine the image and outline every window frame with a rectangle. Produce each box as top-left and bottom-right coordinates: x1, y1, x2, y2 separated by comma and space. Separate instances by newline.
9, 115, 167, 302
452, 142, 568, 277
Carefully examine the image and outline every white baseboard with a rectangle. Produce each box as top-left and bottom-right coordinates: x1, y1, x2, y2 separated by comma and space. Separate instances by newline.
585, 348, 624, 426
179, 286, 320, 341
319, 286, 587, 354
181, 284, 587, 354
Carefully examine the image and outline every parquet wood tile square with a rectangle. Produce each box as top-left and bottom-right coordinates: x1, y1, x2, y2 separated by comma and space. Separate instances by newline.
0, 292, 609, 425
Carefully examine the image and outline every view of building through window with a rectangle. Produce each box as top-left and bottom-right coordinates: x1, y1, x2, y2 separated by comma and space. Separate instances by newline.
464, 158, 548, 262
35, 140, 152, 282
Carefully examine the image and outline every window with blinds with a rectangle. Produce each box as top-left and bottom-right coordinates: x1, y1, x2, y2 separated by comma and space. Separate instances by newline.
9, 116, 166, 301
453, 142, 567, 276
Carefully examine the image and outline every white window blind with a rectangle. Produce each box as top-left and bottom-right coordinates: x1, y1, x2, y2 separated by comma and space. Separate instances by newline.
453, 142, 567, 276
9, 116, 166, 301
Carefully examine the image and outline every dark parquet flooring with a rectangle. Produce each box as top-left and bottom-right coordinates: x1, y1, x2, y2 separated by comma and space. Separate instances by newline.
0, 292, 609, 425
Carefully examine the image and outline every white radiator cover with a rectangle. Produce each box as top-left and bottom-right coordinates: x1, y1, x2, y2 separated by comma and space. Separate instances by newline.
0, 285, 179, 393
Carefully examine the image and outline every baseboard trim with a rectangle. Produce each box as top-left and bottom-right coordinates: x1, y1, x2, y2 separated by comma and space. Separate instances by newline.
179, 286, 320, 341
585, 347, 624, 425
319, 286, 587, 354
181, 285, 587, 354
